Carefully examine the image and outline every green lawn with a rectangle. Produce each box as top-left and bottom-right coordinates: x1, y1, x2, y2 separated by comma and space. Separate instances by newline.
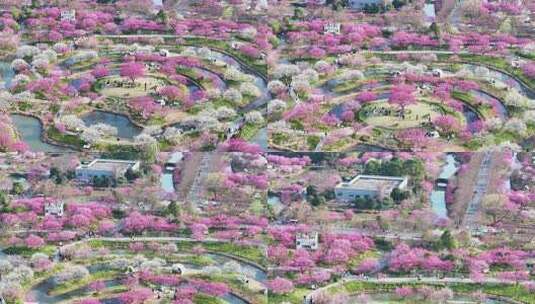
3, 245, 56, 257
238, 122, 263, 141
46, 126, 85, 148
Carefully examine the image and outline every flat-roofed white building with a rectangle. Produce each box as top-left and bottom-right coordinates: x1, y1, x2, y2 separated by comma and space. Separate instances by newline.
296, 232, 319, 250
45, 201, 64, 217
61, 9, 76, 22
348, 0, 391, 10
324, 23, 341, 35
75, 159, 140, 183
335, 175, 408, 202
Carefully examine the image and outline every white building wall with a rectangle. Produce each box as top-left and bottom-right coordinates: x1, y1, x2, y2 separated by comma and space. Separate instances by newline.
348, 0, 384, 9
335, 188, 378, 202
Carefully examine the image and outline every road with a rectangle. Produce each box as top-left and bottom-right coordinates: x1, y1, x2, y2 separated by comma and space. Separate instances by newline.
462, 151, 492, 232
185, 152, 217, 210
448, 0, 464, 29
270, 224, 423, 241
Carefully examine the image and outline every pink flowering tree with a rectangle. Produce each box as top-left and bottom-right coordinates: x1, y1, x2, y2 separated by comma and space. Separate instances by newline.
396, 128, 429, 150
356, 91, 377, 103
25, 234, 45, 248
118, 288, 153, 304
91, 65, 109, 79
389, 84, 416, 116
267, 277, 294, 295
120, 62, 145, 83
432, 115, 461, 136
521, 62, 535, 79
89, 280, 106, 293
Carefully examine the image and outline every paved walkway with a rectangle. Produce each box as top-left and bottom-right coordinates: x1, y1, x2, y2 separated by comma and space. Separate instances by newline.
185, 152, 217, 210
462, 151, 492, 231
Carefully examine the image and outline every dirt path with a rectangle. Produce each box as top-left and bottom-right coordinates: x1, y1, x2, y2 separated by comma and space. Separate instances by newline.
449, 153, 484, 226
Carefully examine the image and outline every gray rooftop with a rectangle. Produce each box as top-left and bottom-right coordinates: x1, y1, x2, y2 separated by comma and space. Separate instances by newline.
336, 175, 406, 191
77, 159, 138, 172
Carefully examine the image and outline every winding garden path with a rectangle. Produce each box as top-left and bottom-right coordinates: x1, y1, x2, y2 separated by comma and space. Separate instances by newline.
306, 275, 534, 302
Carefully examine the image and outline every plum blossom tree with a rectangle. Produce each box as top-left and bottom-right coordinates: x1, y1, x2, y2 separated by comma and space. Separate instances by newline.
432, 115, 461, 135
191, 223, 208, 240
118, 288, 153, 304
91, 65, 109, 79
268, 277, 294, 295
356, 91, 377, 103
120, 62, 145, 83
89, 280, 106, 293
25, 234, 45, 248
521, 62, 535, 79
396, 128, 429, 150
388, 84, 416, 116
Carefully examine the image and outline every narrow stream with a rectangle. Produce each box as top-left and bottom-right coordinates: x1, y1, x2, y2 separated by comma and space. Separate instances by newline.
161, 152, 183, 192
0, 61, 15, 89
430, 154, 459, 219
249, 127, 268, 151
463, 63, 535, 99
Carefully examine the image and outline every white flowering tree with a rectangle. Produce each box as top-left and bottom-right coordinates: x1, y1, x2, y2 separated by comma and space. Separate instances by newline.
504, 118, 527, 136
223, 88, 243, 105
54, 265, 89, 284
10, 59, 29, 71
91, 123, 119, 138
272, 64, 300, 82
61, 115, 86, 131
81, 128, 101, 144
268, 99, 287, 115
240, 82, 261, 97
245, 111, 265, 124
163, 127, 182, 144
215, 107, 237, 120
16, 45, 40, 59
267, 80, 287, 95
504, 90, 532, 108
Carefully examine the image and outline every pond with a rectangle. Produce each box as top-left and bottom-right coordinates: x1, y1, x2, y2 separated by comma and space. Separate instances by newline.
267, 194, 285, 215
249, 127, 268, 151
0, 244, 6, 259
423, 3, 436, 21
430, 154, 459, 219
353, 144, 394, 152
161, 169, 175, 193
10, 114, 72, 152
160, 152, 182, 193
222, 293, 249, 304
82, 111, 142, 139
462, 105, 480, 131
505, 152, 521, 191
0, 61, 15, 89
26, 271, 122, 304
